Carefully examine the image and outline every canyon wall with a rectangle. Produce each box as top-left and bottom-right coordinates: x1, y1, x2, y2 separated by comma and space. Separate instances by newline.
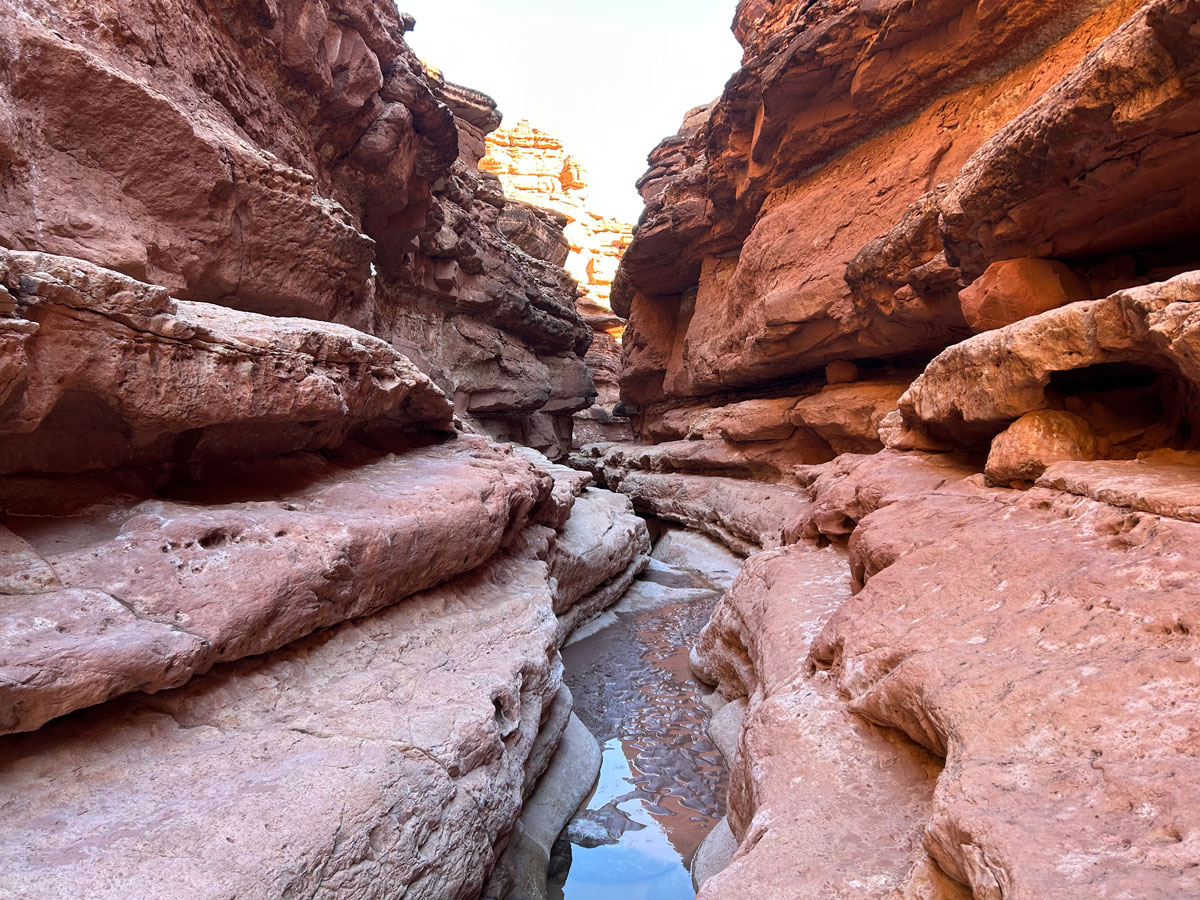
0, 0, 596, 459
482, 120, 634, 444
0, 2, 647, 897
598, 0, 1200, 896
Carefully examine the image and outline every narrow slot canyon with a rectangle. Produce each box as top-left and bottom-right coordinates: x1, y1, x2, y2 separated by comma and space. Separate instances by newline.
2, 0, 1200, 899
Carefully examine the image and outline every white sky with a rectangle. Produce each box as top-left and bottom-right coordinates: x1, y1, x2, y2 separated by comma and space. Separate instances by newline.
399, 0, 743, 222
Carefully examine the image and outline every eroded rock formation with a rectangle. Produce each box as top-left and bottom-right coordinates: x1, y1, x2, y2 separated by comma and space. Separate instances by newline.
4, 0, 1200, 896
0, 1, 650, 896
482, 120, 635, 445
597, 0, 1200, 896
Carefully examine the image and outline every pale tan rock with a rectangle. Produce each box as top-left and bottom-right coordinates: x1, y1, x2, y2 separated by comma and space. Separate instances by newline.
480, 119, 634, 447
985, 409, 1098, 485
959, 258, 1091, 332
482, 120, 632, 311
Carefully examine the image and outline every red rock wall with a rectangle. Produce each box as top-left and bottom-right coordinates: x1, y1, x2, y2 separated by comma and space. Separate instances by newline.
0, 0, 594, 463
615, 0, 1200, 458
597, 2, 1200, 898
482, 119, 636, 444
0, 3, 657, 898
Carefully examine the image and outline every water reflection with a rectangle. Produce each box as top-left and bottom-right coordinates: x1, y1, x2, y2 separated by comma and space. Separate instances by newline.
555, 550, 732, 899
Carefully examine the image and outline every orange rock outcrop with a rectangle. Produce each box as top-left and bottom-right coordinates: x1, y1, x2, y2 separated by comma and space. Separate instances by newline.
583, 1, 1200, 897
483, 120, 635, 443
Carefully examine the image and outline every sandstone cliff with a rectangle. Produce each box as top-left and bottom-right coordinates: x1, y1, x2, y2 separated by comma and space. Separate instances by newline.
482, 120, 635, 445
594, 0, 1200, 896
0, 1, 648, 896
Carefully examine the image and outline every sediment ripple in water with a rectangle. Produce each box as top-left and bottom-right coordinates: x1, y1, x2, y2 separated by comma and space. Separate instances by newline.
553, 548, 734, 899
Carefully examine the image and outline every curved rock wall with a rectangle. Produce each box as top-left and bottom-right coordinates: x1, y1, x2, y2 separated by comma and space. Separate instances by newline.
0, 1, 648, 897
603, 1, 1200, 897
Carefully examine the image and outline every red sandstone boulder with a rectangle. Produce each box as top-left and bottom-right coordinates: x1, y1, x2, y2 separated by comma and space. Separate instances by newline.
984, 409, 1098, 485
958, 259, 1091, 332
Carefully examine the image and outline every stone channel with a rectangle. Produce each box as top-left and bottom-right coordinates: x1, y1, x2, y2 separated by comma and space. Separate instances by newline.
549, 524, 742, 899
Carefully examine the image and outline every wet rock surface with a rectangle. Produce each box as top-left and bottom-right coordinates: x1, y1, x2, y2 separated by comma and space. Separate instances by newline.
554, 528, 742, 899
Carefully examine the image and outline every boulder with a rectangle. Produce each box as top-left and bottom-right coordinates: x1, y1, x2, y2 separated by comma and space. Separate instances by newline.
959, 259, 1091, 332
985, 409, 1099, 485
790, 380, 910, 455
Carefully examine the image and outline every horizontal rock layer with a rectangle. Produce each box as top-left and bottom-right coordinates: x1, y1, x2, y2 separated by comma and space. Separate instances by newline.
616, 0, 1200, 431
0, 434, 650, 896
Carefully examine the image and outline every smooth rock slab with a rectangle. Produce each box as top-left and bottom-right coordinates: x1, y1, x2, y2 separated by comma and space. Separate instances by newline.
813, 482, 1200, 898
1038, 454, 1200, 522
0, 248, 453, 475
614, 471, 812, 556
692, 545, 957, 899
0, 438, 551, 734
0, 553, 562, 900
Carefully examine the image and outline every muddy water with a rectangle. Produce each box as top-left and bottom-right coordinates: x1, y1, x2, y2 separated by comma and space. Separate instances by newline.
551, 529, 740, 899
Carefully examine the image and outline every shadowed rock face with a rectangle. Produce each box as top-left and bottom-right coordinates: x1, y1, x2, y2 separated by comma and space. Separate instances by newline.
614, 0, 1200, 454
0, 0, 594, 456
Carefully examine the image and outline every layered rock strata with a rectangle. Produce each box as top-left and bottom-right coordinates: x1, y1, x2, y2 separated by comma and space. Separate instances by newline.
0, 0, 595, 458
0, 0, 655, 896
691, 450, 1200, 898
608, 1, 1200, 897
482, 120, 635, 445
0, 432, 650, 897
615, 0, 1200, 468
